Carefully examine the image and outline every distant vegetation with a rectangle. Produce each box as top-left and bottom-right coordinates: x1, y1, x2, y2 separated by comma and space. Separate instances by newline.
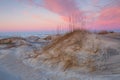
98, 30, 114, 35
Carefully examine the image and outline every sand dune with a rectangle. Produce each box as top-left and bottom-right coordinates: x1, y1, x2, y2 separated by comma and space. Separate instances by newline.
0, 30, 120, 80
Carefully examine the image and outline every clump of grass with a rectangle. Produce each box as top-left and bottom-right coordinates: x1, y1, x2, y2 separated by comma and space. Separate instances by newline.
61, 52, 79, 71
0, 37, 26, 44
43, 36, 52, 40
0, 39, 12, 44
42, 50, 79, 71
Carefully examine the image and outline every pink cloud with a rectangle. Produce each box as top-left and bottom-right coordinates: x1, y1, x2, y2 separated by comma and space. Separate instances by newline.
21, 0, 80, 16
92, 0, 99, 4
14, 0, 120, 31
91, 7, 120, 30
43, 0, 79, 16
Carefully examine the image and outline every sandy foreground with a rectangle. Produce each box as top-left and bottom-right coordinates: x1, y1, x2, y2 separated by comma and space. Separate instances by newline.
0, 31, 120, 80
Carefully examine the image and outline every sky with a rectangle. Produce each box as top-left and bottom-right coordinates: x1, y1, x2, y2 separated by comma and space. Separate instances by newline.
0, 0, 120, 32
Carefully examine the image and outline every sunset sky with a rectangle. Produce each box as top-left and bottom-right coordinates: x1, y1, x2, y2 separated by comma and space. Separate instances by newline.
0, 0, 120, 32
